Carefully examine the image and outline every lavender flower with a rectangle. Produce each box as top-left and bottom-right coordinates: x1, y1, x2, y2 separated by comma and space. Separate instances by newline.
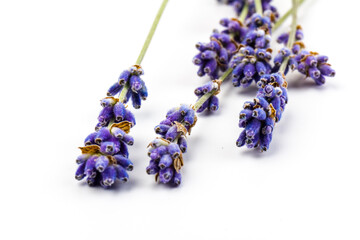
224, 13, 274, 90
193, 34, 237, 79
97, 96, 136, 130
274, 27, 336, 85
237, 73, 288, 151
107, 65, 148, 109
294, 50, 335, 85
193, 12, 274, 80
77, 95, 138, 188
76, 109, 134, 188
146, 105, 197, 186
75, 0, 169, 188
230, 46, 272, 87
241, 14, 273, 50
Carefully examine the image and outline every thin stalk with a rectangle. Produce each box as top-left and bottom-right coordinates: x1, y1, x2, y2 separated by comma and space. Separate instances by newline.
279, 0, 298, 74
273, 0, 304, 31
136, 0, 169, 65
239, 1, 249, 22
193, 68, 233, 111
118, 0, 169, 103
118, 83, 130, 103
255, 0, 263, 15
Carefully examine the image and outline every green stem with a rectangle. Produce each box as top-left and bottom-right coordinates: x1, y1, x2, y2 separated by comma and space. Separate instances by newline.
273, 0, 304, 31
193, 68, 233, 111
107, 119, 115, 129
118, 83, 130, 103
135, 0, 169, 65
118, 0, 168, 103
279, 0, 299, 74
255, 0, 263, 15
239, 1, 249, 22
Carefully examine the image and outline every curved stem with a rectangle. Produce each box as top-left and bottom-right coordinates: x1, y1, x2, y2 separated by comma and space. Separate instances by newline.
273, 0, 304, 31
136, 0, 169, 65
255, 0, 263, 15
279, 0, 299, 74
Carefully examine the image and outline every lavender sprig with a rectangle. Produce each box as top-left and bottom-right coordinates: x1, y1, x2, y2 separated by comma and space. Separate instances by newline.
236, 0, 295, 152
145, 72, 230, 186
75, 0, 169, 188
237, 0, 335, 152
273, 28, 336, 85
146, 105, 197, 185
236, 73, 288, 151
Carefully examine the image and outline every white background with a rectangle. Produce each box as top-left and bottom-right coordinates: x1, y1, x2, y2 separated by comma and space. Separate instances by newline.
0, 0, 358, 239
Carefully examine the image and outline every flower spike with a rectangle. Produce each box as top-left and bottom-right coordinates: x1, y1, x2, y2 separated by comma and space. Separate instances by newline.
236, 0, 336, 151
75, 0, 169, 188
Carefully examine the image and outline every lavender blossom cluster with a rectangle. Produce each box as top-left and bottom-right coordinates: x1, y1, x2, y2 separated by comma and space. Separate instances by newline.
236, 73, 288, 151
75, 106, 135, 188
193, 13, 274, 81
76, 65, 148, 188
193, 34, 237, 80
192, 11, 276, 113
273, 27, 336, 85
146, 105, 197, 185
107, 65, 148, 109
96, 97, 136, 131
193, 1, 336, 152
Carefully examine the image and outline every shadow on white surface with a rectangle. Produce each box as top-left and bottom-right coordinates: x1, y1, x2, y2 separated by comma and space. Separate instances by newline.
76, 177, 139, 194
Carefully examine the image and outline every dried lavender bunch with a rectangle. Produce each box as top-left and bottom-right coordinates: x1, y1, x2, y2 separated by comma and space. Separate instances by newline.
75, 0, 169, 188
